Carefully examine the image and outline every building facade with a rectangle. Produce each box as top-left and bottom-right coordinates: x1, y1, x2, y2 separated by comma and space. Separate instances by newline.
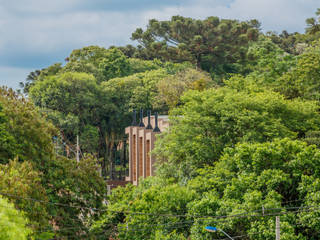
125, 112, 169, 185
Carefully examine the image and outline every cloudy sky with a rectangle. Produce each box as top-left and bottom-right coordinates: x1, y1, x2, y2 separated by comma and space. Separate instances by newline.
0, 0, 318, 89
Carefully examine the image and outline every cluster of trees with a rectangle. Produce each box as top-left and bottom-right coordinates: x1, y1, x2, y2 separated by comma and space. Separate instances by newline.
0, 88, 106, 239
1, 7, 320, 239
90, 9, 320, 240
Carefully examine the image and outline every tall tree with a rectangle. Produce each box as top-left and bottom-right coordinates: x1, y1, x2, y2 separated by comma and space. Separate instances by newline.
0, 87, 107, 238
29, 72, 114, 174
154, 88, 320, 181
19, 64, 62, 94
131, 16, 260, 80
0, 87, 56, 166
45, 155, 106, 239
156, 68, 214, 109
0, 160, 49, 233
63, 46, 131, 82
306, 8, 320, 34
278, 39, 320, 100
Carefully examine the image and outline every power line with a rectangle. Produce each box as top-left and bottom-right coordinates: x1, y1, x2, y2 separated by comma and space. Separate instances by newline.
3, 191, 320, 222
0, 191, 103, 212
3, 193, 320, 239
95, 208, 320, 238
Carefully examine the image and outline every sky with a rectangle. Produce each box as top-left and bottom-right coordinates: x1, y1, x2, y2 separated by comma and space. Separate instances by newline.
0, 0, 319, 89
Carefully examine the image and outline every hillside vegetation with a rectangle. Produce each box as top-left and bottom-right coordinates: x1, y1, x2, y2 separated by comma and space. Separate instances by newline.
2, 9, 320, 239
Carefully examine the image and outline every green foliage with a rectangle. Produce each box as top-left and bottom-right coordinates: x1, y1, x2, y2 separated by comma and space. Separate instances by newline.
278, 40, 320, 100
20, 63, 62, 94
266, 30, 303, 55
224, 37, 320, 101
27, 52, 189, 178
156, 68, 214, 109
29, 72, 112, 157
30, 72, 100, 115
0, 159, 49, 231
100, 48, 131, 80
103, 68, 169, 113
94, 139, 320, 239
0, 196, 32, 240
45, 110, 79, 142
246, 36, 296, 83
45, 155, 106, 239
132, 16, 260, 79
63, 46, 131, 82
187, 138, 320, 239
92, 178, 196, 239
154, 231, 187, 240
304, 130, 320, 147
0, 87, 55, 166
80, 125, 100, 154
0, 87, 106, 239
127, 58, 163, 73
154, 88, 320, 180
14, 10, 320, 239
0, 103, 17, 162
224, 36, 296, 95
101, 63, 190, 134
306, 8, 320, 34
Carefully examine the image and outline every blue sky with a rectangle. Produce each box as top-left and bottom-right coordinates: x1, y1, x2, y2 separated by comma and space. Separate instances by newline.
0, 0, 319, 89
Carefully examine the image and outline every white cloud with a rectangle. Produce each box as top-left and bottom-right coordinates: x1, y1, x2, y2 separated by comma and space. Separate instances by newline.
142, 0, 319, 33
0, 0, 81, 14
0, 66, 33, 90
0, 0, 318, 57
0, 0, 318, 88
0, 10, 142, 54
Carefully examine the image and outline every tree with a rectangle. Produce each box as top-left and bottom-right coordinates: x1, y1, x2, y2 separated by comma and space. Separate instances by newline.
266, 31, 302, 55
306, 8, 320, 35
0, 102, 17, 162
0, 88, 106, 239
63, 46, 131, 82
29, 72, 113, 169
278, 39, 320, 100
246, 36, 296, 82
27, 54, 189, 178
154, 88, 320, 181
223, 36, 296, 93
99, 68, 173, 173
0, 159, 49, 232
0, 87, 56, 166
187, 138, 320, 239
19, 63, 62, 94
156, 68, 214, 109
225, 37, 320, 101
45, 155, 106, 239
92, 138, 320, 239
91, 177, 196, 240
131, 16, 260, 80
127, 58, 163, 74
0, 196, 32, 240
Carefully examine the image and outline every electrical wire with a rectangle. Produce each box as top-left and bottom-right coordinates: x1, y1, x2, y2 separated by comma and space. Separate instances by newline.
3, 190, 320, 221
3, 193, 320, 239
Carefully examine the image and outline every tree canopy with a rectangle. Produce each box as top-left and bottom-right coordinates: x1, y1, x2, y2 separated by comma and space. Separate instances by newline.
0, 196, 32, 240
154, 87, 320, 181
0, 88, 106, 239
131, 16, 260, 81
11, 8, 320, 239
0, 87, 55, 166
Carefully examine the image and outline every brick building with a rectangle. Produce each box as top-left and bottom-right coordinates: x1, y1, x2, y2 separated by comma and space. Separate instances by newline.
125, 111, 169, 185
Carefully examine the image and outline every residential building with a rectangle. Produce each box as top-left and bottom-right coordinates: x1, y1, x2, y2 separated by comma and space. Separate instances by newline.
125, 111, 169, 185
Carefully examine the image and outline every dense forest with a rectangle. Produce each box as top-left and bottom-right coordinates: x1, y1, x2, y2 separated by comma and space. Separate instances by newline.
2, 8, 320, 240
